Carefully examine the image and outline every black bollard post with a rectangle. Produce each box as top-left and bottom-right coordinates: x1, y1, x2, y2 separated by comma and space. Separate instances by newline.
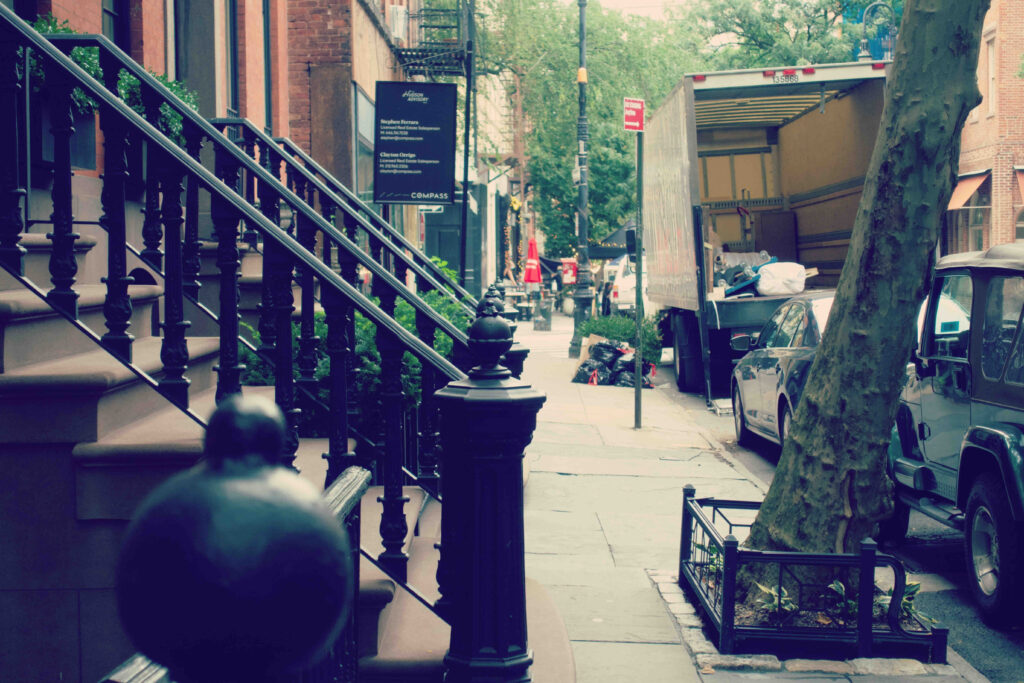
116, 395, 354, 683
435, 306, 546, 682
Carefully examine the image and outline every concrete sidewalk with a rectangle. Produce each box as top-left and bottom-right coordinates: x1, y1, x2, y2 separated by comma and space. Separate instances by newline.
514, 311, 987, 683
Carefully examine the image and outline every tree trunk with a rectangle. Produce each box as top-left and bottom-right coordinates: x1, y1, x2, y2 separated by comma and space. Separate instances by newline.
744, 0, 990, 565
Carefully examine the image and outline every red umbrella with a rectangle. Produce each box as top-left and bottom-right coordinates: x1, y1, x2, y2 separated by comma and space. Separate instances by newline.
524, 237, 542, 284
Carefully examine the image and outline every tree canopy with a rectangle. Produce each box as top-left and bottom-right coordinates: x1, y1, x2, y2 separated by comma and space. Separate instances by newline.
477, 0, 703, 257
673, 0, 905, 69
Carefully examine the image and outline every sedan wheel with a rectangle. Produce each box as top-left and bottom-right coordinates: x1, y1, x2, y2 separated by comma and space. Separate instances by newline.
964, 473, 1024, 625
733, 385, 753, 446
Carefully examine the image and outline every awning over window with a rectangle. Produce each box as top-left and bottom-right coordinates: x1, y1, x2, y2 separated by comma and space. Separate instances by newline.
1016, 169, 1024, 205
947, 172, 989, 210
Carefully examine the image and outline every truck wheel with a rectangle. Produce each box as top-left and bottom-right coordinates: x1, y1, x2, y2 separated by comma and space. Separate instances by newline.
877, 493, 911, 545
673, 312, 702, 393
964, 473, 1024, 626
733, 385, 753, 446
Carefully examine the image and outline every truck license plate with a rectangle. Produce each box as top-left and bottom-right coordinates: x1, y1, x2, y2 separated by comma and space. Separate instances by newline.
773, 74, 799, 84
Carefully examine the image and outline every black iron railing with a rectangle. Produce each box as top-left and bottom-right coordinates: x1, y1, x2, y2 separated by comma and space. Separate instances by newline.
678, 485, 948, 662
273, 134, 478, 309
0, 3, 465, 596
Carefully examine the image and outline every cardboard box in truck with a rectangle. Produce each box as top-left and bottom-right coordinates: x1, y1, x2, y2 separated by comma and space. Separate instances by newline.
642, 60, 890, 399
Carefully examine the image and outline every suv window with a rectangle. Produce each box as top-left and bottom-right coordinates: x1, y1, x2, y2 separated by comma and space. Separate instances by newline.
930, 274, 972, 359
987, 276, 1024, 382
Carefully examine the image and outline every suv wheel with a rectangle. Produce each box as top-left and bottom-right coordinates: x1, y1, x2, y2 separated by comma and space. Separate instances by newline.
733, 385, 753, 446
964, 473, 1024, 625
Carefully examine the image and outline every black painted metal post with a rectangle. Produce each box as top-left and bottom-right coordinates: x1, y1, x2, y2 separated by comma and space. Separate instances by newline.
435, 307, 546, 683
414, 311, 441, 486
679, 484, 696, 581
256, 144, 279, 357
158, 156, 191, 407
46, 79, 80, 318
720, 535, 739, 654
212, 150, 244, 403
376, 319, 410, 581
295, 188, 320, 435
568, 0, 594, 358
182, 125, 204, 300
140, 94, 164, 271
321, 275, 357, 490
0, 40, 25, 274
241, 126, 260, 248
98, 104, 135, 361
857, 539, 877, 658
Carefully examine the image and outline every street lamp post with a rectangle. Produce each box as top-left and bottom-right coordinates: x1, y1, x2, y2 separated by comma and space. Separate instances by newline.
569, 0, 593, 358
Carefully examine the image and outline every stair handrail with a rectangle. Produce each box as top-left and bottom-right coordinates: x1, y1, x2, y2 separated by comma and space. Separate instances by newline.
1, 9, 465, 383
38, 30, 470, 357
210, 116, 475, 321
274, 134, 478, 308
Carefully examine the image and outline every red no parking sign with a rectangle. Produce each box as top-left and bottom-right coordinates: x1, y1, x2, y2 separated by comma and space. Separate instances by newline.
624, 98, 645, 132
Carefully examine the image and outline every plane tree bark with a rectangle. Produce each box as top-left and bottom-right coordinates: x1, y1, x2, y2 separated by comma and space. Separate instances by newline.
743, 0, 990, 570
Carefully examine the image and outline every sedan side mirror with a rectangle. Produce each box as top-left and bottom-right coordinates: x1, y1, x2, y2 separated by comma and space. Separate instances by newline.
730, 334, 752, 353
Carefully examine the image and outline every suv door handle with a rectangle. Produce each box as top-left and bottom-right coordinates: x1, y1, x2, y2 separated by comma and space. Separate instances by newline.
918, 423, 931, 441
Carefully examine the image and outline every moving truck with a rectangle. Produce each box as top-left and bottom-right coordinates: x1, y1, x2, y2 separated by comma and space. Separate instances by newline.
643, 60, 890, 400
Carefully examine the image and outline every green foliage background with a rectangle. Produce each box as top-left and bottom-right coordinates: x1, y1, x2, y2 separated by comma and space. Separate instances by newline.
470, 0, 902, 259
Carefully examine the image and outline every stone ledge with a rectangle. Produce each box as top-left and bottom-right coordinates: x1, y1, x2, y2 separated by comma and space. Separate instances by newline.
697, 654, 782, 672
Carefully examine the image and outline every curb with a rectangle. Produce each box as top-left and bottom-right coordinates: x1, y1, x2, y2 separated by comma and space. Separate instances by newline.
646, 569, 989, 681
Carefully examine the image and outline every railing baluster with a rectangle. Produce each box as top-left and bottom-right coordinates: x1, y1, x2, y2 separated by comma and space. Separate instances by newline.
212, 149, 244, 403
256, 140, 279, 356
182, 124, 204, 300
294, 179, 319, 433
139, 93, 163, 270
377, 325, 409, 582
0, 40, 25, 273
267, 235, 299, 468
45, 78, 79, 318
98, 101, 134, 361
241, 126, 260, 248
414, 312, 441, 486
158, 155, 191, 407
322, 274, 356, 489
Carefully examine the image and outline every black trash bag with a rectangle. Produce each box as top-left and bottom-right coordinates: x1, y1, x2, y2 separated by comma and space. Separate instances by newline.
589, 341, 627, 368
612, 352, 636, 375
612, 369, 653, 388
572, 358, 613, 385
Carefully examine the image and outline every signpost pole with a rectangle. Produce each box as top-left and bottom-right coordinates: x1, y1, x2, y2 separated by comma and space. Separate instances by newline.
633, 130, 644, 429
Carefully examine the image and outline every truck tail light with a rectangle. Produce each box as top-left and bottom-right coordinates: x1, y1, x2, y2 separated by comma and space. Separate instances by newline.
762, 70, 775, 78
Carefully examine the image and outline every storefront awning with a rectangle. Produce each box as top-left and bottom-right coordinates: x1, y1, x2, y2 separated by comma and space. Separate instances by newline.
948, 172, 989, 210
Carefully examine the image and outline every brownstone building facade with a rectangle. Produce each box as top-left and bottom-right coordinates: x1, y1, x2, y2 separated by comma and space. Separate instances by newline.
944, 0, 1024, 254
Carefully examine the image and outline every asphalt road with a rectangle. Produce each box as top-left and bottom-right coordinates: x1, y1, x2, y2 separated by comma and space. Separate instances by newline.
664, 378, 1024, 683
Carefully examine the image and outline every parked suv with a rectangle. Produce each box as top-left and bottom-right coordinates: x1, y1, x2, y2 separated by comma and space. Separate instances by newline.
886, 243, 1024, 625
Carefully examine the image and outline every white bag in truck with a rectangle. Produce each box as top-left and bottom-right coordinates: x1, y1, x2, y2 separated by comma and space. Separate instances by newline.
755, 262, 806, 295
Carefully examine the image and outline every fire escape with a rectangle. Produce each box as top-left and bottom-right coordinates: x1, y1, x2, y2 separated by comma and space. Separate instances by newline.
395, 0, 470, 79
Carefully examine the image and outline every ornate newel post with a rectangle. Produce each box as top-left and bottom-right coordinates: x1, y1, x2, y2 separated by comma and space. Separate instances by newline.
116, 396, 353, 682
435, 303, 546, 683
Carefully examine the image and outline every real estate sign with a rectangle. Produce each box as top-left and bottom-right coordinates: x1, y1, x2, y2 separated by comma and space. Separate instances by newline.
373, 81, 457, 204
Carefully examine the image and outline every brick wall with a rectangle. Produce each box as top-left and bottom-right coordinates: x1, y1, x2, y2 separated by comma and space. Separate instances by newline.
287, 0, 353, 154
955, 0, 1024, 249
49, 0, 101, 33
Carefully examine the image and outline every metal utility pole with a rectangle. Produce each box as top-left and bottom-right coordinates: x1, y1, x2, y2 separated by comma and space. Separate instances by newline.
459, 1, 476, 288
568, 0, 593, 358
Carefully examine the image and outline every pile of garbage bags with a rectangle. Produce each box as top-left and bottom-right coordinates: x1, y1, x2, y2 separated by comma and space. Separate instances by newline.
714, 250, 807, 297
572, 340, 653, 388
